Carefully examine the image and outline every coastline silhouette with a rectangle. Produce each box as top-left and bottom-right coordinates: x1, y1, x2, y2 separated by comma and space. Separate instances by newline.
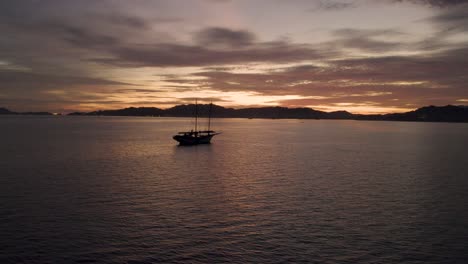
65, 104, 468, 123
2, 105, 468, 122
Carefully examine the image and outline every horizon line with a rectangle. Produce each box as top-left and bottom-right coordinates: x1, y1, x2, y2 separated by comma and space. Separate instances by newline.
3, 104, 467, 116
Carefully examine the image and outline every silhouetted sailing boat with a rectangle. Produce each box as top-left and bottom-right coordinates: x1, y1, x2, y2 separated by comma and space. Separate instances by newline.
173, 100, 220, 145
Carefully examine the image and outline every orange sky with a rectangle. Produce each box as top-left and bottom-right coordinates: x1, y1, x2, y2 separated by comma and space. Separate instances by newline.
1, 0, 467, 114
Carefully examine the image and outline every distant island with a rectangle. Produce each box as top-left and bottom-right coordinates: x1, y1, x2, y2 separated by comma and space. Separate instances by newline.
0, 107, 53, 116
69, 104, 468, 123
2, 105, 468, 123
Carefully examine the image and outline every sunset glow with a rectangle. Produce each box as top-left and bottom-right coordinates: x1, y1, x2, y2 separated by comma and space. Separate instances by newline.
1, 0, 467, 113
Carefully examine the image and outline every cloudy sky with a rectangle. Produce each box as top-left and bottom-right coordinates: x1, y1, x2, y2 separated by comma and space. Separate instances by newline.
1, 0, 468, 113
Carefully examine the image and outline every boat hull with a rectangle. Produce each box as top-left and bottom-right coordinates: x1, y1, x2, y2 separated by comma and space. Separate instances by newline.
173, 134, 214, 145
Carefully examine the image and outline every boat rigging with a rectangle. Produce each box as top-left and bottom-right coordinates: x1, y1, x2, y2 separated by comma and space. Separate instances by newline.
172, 100, 220, 145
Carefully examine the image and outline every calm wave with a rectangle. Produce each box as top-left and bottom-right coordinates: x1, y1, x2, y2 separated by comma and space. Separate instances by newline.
1, 116, 468, 263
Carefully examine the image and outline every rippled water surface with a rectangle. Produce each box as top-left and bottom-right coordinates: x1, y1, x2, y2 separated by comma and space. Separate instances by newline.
1, 116, 468, 263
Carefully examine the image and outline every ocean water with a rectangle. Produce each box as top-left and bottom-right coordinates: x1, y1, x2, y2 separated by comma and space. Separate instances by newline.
1, 116, 468, 263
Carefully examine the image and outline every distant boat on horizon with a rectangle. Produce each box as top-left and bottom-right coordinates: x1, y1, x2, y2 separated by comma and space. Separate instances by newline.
173, 100, 220, 146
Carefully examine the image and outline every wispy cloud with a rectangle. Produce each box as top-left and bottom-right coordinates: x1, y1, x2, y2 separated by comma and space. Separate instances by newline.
309, 1, 357, 12
390, 0, 468, 7
194, 27, 256, 48
91, 38, 328, 67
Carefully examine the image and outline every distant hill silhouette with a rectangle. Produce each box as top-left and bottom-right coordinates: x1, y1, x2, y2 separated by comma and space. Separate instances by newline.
70, 107, 164, 117
386, 105, 468, 122
0, 107, 52, 115
68, 104, 468, 123
0, 107, 14, 115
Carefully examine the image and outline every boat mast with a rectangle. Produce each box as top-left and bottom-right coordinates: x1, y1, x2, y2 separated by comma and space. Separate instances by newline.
208, 101, 212, 131
195, 99, 198, 132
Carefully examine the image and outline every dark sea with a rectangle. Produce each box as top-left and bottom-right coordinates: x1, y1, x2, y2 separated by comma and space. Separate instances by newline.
1, 116, 468, 264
